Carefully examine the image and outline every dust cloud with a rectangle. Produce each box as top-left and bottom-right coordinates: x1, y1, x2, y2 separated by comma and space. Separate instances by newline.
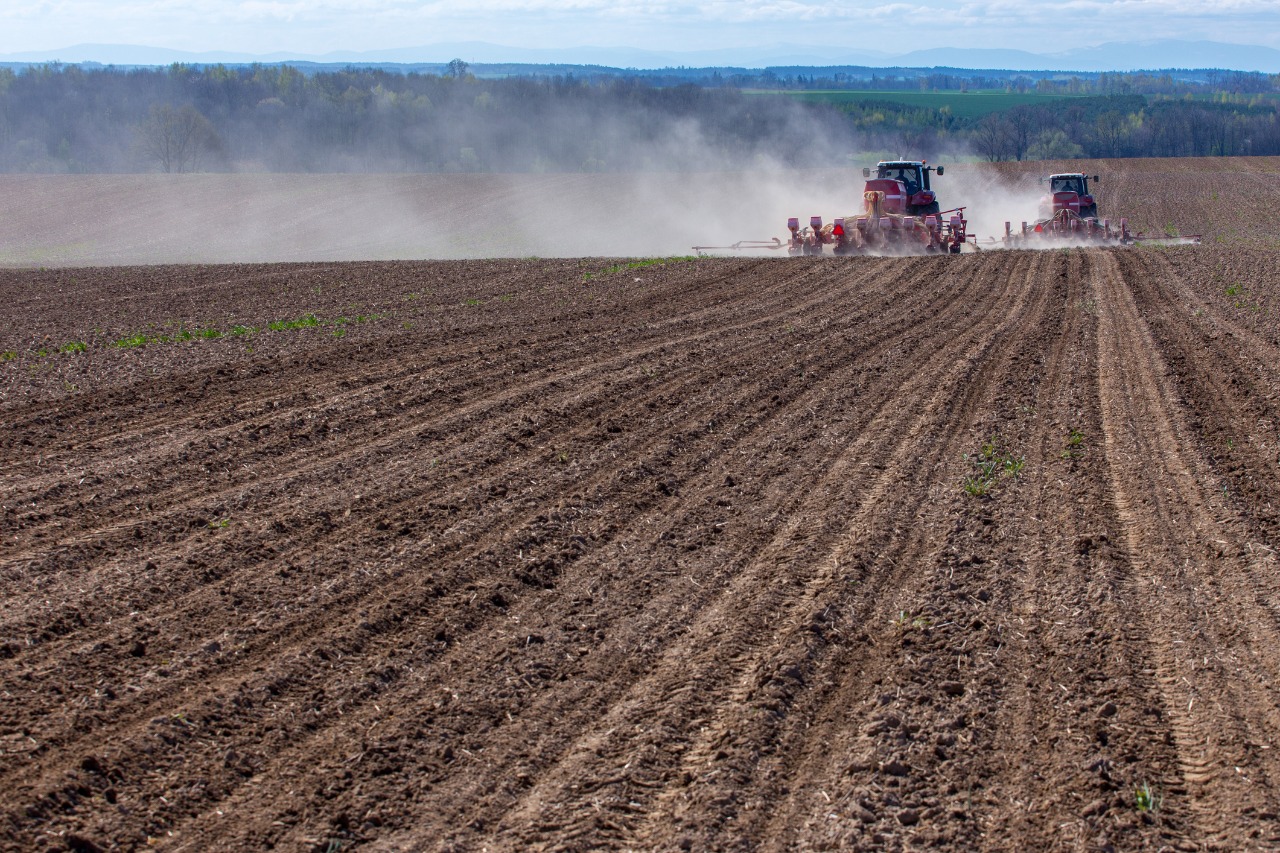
0, 102, 877, 265
0, 121, 1126, 267
0, 166, 1059, 266
0, 169, 861, 265
942, 165, 1045, 248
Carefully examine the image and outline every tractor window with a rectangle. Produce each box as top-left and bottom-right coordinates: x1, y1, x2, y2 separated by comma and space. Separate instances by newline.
881, 166, 920, 195
1051, 176, 1084, 194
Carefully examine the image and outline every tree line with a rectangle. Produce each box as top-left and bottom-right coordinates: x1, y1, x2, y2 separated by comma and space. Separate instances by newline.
0, 62, 1277, 173
965, 95, 1280, 160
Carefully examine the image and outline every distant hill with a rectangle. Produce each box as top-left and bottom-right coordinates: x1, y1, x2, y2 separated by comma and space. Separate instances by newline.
3, 39, 1280, 74
898, 40, 1280, 74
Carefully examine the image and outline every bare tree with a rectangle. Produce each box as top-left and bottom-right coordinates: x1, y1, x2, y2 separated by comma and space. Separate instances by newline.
972, 113, 1013, 162
1091, 111, 1128, 158
1004, 105, 1041, 162
137, 104, 219, 173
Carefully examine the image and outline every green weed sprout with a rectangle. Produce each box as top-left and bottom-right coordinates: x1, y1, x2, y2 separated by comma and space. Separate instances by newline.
963, 436, 1025, 496
1135, 780, 1162, 813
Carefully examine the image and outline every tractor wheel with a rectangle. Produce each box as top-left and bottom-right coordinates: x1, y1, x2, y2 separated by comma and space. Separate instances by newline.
1081, 204, 1098, 219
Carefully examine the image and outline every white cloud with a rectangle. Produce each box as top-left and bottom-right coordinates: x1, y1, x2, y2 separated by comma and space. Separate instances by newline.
0, 0, 1277, 55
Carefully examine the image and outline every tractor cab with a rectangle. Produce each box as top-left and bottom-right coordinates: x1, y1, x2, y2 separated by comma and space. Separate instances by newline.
861, 160, 943, 215
1042, 173, 1099, 219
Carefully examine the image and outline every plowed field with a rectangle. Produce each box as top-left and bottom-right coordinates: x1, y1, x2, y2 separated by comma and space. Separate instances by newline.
4, 162, 1280, 852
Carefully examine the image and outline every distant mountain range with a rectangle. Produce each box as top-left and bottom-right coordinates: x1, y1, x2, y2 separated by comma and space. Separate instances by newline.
3, 39, 1279, 74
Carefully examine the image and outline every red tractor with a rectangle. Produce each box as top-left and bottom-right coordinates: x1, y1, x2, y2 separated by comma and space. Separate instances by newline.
862, 160, 944, 216
1002, 171, 1198, 246
1004, 172, 1132, 245
785, 159, 968, 255
1039, 173, 1099, 220
692, 159, 972, 256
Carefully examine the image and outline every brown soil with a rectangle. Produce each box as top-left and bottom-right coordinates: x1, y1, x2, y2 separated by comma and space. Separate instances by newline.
3, 163, 1280, 852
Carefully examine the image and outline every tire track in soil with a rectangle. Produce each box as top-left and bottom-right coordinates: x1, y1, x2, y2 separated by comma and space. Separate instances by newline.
1093, 248, 1280, 849
635, 249, 1058, 852
808, 248, 1194, 853
948, 249, 1188, 853
624, 248, 1223, 853
1119, 248, 1280, 540
949, 249, 1122, 851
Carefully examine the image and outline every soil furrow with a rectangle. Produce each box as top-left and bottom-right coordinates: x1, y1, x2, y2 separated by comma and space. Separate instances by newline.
1093, 249, 1280, 849
3, 213, 1280, 852
698, 249, 1066, 851
2, 253, 962, 845
430, 251, 1048, 849
140, 256, 983, 845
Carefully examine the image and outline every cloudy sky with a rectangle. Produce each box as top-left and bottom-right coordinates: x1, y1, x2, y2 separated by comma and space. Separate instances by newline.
2, 0, 1279, 59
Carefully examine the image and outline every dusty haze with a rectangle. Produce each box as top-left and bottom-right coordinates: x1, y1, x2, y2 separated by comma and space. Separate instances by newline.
0, 159, 1235, 266
0, 171, 862, 266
